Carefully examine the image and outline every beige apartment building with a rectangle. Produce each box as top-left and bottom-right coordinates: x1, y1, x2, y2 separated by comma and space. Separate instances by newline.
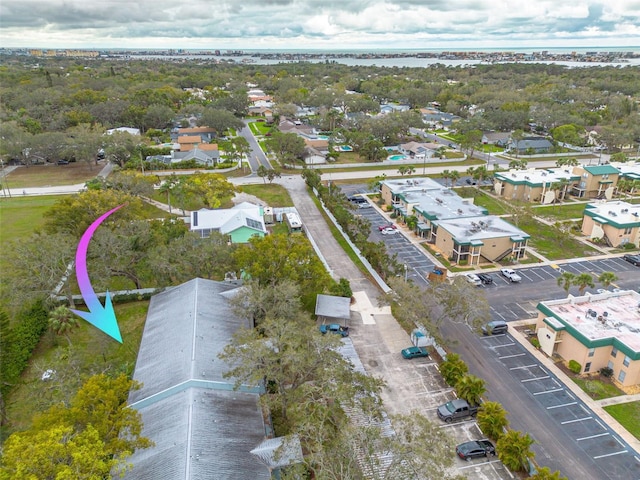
582, 201, 640, 248
535, 291, 640, 388
494, 167, 579, 204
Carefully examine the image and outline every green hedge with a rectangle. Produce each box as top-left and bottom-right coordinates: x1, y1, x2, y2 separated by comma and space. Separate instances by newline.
0, 302, 49, 396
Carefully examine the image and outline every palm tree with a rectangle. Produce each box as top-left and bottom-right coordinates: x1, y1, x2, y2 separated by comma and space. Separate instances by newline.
441, 169, 451, 187
496, 429, 535, 472
449, 169, 460, 187
157, 174, 179, 213
477, 401, 509, 440
48, 305, 79, 346
530, 466, 568, 480
455, 374, 486, 405
598, 272, 618, 290
575, 273, 595, 295
556, 271, 576, 296
440, 353, 468, 387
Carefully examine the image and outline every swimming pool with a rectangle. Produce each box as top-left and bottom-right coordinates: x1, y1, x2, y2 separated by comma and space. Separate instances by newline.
339, 145, 353, 151
388, 154, 406, 161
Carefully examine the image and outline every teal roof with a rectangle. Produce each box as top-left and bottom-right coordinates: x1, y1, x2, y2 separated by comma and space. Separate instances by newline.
583, 165, 620, 175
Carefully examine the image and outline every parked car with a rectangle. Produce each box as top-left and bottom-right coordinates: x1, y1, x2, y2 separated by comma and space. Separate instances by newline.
455, 440, 496, 461
56, 160, 69, 165
465, 273, 482, 286
437, 399, 478, 422
401, 346, 429, 359
482, 320, 508, 335
476, 273, 494, 285
623, 254, 640, 266
500, 268, 522, 282
348, 195, 367, 204
358, 202, 371, 209
378, 224, 397, 231
381, 227, 398, 235
319, 324, 349, 337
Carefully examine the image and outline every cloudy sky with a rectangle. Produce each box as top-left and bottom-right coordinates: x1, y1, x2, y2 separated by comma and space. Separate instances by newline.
2, 0, 639, 50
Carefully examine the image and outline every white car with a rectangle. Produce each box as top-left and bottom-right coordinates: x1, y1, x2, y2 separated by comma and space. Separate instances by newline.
465, 273, 482, 286
381, 227, 398, 235
500, 268, 522, 282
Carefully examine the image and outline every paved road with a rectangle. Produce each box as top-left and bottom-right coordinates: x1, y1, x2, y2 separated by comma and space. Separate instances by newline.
240, 119, 271, 172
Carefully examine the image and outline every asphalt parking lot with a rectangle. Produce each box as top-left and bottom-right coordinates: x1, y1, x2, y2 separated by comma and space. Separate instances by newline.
481, 332, 640, 479
348, 315, 513, 480
356, 202, 435, 286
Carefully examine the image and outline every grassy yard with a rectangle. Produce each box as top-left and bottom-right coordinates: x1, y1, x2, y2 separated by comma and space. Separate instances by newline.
533, 203, 589, 221
4, 300, 150, 433
239, 183, 293, 207
604, 401, 640, 440
5, 162, 100, 188
0, 195, 63, 247
454, 187, 511, 215
514, 216, 600, 260
571, 376, 625, 400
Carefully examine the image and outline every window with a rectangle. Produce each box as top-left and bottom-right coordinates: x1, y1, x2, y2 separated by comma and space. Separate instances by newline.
611, 347, 618, 358
588, 348, 595, 357
623, 356, 631, 367
584, 362, 591, 373
618, 370, 626, 383
623, 227, 632, 235
607, 361, 614, 370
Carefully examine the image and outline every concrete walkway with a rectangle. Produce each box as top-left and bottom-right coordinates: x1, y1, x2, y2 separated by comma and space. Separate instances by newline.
509, 319, 640, 452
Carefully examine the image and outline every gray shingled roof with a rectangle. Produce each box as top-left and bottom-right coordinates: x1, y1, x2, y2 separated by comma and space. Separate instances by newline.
315, 294, 351, 322
123, 278, 270, 480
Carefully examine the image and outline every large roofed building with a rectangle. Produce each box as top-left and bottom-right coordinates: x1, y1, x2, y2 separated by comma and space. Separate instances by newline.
123, 278, 271, 480
535, 290, 640, 388
582, 200, 640, 248
494, 167, 580, 203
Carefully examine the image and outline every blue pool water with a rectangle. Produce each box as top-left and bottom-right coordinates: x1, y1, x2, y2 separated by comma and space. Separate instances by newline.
388, 154, 406, 161
339, 145, 353, 151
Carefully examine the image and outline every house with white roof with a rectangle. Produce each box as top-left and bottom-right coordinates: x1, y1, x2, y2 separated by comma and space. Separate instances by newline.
582, 200, 640, 247
190, 202, 267, 243
535, 290, 640, 388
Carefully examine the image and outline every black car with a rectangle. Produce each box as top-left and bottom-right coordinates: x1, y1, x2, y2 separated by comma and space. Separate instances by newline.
623, 254, 640, 266
476, 273, 494, 285
455, 440, 496, 461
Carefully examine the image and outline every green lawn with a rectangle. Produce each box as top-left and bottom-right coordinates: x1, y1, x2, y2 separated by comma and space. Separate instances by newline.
515, 216, 599, 259
0, 195, 63, 247
533, 203, 588, 221
4, 300, 150, 433
5, 163, 99, 188
454, 188, 511, 215
604, 401, 640, 440
239, 183, 293, 207
571, 376, 625, 400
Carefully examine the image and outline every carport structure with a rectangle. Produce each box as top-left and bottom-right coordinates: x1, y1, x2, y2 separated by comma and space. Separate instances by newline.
315, 293, 351, 326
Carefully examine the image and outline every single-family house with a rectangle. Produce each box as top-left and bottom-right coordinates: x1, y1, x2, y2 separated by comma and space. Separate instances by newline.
398, 141, 440, 160
482, 131, 511, 147
190, 202, 267, 243
106, 126, 141, 136
582, 201, 640, 247
508, 137, 553, 154
122, 278, 271, 480
176, 126, 217, 143
380, 103, 411, 115
535, 290, 640, 388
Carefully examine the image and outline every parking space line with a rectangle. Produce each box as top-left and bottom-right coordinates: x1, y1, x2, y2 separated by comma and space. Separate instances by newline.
438, 419, 476, 428
566, 391, 574, 400
593, 450, 628, 459
510, 364, 538, 370
534, 388, 564, 395
521, 376, 550, 383
561, 416, 592, 424
457, 459, 502, 470
499, 353, 526, 359
494, 343, 516, 348
527, 269, 546, 280
577, 432, 609, 441
613, 435, 626, 448
595, 418, 605, 429
547, 402, 577, 409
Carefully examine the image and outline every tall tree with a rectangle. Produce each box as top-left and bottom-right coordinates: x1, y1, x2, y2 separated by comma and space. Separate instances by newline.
455, 374, 486, 405
477, 401, 509, 440
181, 172, 237, 208
598, 272, 618, 289
64, 123, 104, 169
556, 271, 576, 296
439, 353, 469, 387
575, 273, 595, 295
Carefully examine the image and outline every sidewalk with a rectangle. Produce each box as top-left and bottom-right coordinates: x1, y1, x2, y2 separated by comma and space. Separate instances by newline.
509, 320, 640, 453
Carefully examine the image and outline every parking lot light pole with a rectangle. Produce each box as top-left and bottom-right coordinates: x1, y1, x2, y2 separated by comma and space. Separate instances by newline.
404, 264, 408, 282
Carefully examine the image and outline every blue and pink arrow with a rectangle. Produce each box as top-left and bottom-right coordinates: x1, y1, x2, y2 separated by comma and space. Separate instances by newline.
71, 204, 124, 343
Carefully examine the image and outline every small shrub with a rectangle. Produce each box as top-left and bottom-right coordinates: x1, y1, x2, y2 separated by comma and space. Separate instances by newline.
568, 360, 582, 374
599, 367, 614, 378
623, 242, 637, 250
530, 338, 541, 348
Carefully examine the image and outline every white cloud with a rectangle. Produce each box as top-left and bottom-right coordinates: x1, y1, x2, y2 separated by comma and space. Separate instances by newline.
0, 0, 639, 49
